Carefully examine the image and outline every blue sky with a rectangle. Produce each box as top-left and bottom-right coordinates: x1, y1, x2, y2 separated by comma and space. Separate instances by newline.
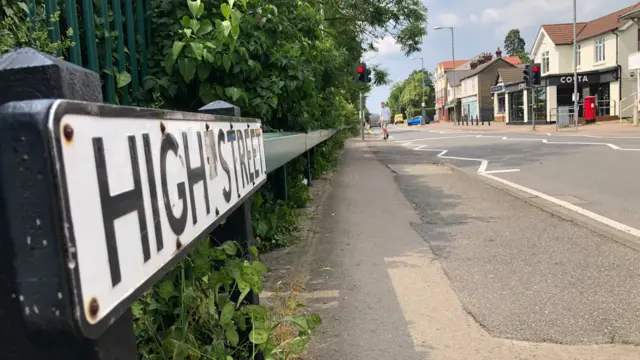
365, 0, 637, 113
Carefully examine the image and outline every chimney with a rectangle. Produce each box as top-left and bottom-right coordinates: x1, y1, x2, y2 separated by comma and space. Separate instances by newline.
470, 61, 478, 70
496, 47, 502, 58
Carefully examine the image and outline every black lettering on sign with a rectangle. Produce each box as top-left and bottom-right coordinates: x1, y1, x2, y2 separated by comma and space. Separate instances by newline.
160, 133, 188, 236
236, 130, 249, 189
245, 129, 254, 183
218, 129, 232, 203
250, 129, 259, 179
256, 129, 265, 175
205, 129, 218, 180
93, 136, 150, 287
183, 131, 210, 225
227, 129, 240, 195
142, 134, 164, 253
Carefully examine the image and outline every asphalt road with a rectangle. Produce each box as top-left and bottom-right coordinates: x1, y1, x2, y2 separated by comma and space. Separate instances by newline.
389, 128, 640, 234
369, 139, 640, 346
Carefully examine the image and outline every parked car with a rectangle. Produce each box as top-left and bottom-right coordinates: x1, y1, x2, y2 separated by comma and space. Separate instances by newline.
407, 116, 431, 126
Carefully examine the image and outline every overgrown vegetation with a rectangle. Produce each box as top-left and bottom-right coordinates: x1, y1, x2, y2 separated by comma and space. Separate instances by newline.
1, 0, 427, 357
134, 238, 321, 360
0, 1, 73, 55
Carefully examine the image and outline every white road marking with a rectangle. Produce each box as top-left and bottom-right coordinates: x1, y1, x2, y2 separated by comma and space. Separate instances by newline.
396, 135, 478, 143
413, 147, 489, 173
397, 133, 640, 152
482, 169, 521, 174
480, 172, 640, 238
400, 136, 640, 240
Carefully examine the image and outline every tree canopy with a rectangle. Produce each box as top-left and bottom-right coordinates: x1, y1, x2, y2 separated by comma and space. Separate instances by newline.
386, 69, 435, 119
504, 29, 530, 63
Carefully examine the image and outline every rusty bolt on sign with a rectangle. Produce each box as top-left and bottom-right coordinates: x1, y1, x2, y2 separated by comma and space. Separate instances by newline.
63, 124, 74, 142
88, 297, 99, 320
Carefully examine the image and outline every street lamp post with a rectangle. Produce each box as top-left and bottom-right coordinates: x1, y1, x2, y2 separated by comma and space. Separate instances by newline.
434, 26, 456, 123
573, 0, 578, 131
409, 56, 425, 125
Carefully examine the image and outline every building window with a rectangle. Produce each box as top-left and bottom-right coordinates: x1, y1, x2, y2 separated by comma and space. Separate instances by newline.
497, 93, 505, 114
577, 44, 581, 67
542, 51, 549, 73
508, 92, 524, 121
595, 38, 605, 63
534, 87, 547, 121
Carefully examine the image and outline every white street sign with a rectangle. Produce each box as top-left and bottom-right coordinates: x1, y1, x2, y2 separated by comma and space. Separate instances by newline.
47, 101, 266, 337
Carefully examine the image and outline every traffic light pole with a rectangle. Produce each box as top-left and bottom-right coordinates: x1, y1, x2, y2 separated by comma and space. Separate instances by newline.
360, 91, 364, 140
531, 86, 536, 131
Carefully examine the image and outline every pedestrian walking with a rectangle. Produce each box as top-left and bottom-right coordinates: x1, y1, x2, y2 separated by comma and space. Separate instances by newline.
380, 102, 391, 140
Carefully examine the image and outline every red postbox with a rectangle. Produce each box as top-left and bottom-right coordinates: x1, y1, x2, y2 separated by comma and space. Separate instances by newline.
584, 96, 596, 123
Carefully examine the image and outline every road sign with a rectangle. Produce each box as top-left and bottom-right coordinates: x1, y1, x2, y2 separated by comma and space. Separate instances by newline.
47, 100, 266, 338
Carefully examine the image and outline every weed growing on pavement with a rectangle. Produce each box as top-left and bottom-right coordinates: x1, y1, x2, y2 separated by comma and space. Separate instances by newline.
133, 238, 321, 360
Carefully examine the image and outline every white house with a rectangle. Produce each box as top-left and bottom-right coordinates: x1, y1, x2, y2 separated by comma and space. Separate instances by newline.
528, 2, 640, 124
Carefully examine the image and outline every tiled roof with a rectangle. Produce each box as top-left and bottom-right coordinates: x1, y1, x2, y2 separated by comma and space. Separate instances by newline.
497, 68, 524, 85
439, 60, 467, 70
540, 2, 640, 45
578, 2, 640, 40
458, 58, 515, 81
446, 70, 473, 87
541, 23, 587, 45
504, 56, 522, 65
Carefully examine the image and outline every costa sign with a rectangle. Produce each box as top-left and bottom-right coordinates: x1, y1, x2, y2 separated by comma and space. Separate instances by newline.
559, 75, 589, 83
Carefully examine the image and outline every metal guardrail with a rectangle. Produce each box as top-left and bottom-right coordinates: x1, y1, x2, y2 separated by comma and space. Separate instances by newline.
0, 47, 346, 359
264, 129, 337, 173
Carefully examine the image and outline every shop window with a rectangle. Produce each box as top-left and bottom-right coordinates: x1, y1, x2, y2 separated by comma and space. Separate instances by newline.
497, 93, 505, 114
542, 52, 550, 73
508, 92, 525, 121
595, 38, 605, 63
534, 87, 547, 121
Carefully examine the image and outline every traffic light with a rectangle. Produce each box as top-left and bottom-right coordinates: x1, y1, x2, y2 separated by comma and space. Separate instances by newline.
523, 64, 531, 86
531, 63, 541, 86
355, 63, 372, 83
355, 63, 367, 82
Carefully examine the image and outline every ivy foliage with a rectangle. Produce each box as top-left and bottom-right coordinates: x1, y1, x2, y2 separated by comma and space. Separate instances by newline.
0, 1, 74, 55
142, 0, 427, 131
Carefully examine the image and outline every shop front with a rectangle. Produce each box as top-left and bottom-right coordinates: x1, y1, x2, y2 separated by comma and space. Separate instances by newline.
461, 96, 478, 120
542, 66, 619, 120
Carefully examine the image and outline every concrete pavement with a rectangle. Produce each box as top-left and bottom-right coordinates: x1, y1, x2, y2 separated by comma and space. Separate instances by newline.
262, 139, 640, 359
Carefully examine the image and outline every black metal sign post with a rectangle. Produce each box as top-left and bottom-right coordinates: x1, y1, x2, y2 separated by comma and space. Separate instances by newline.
0, 48, 138, 360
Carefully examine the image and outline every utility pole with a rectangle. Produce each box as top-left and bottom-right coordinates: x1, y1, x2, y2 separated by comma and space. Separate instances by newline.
409, 57, 426, 125
635, 69, 639, 126
573, 0, 578, 131
360, 91, 364, 140
434, 26, 456, 123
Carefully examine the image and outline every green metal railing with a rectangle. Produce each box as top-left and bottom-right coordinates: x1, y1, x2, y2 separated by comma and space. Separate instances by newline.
30, 0, 151, 104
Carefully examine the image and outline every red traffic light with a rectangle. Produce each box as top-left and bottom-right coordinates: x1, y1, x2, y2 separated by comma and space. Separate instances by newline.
357, 66, 365, 73
532, 65, 540, 73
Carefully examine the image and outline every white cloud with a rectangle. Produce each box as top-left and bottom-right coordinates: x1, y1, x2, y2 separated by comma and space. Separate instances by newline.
469, 14, 480, 24
437, 13, 461, 27
373, 36, 402, 55
476, 0, 612, 38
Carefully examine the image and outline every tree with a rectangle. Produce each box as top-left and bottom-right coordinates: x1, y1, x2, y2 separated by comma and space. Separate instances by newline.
504, 28, 531, 63
387, 70, 435, 119
504, 29, 526, 56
